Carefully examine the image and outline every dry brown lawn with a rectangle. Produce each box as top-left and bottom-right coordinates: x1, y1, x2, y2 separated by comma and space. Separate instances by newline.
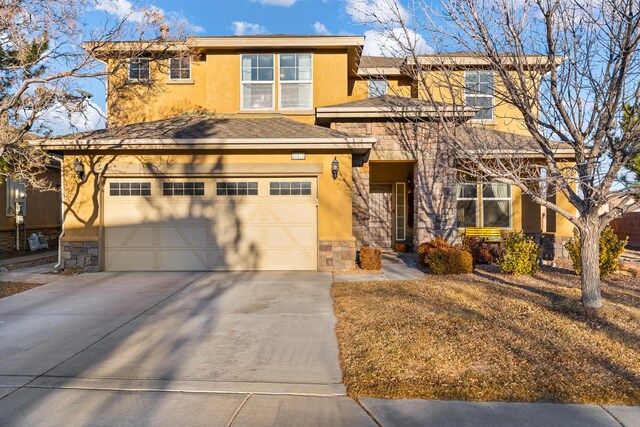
331, 265, 640, 405
0, 282, 43, 299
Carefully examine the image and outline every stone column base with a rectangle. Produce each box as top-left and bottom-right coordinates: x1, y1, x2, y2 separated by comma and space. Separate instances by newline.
61, 241, 100, 273
541, 234, 571, 260
318, 240, 356, 272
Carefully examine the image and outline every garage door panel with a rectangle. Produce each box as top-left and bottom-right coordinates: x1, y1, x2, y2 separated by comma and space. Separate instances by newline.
159, 226, 210, 248
267, 248, 316, 271
158, 250, 209, 271
105, 249, 155, 271
104, 177, 318, 271
106, 227, 154, 248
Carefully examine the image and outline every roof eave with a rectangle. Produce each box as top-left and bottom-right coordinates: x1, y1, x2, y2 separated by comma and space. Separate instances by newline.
190, 36, 365, 49
34, 137, 376, 153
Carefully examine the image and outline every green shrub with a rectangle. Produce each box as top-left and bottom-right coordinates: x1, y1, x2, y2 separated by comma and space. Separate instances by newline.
419, 237, 474, 274
360, 246, 382, 270
564, 226, 627, 277
498, 232, 541, 275
417, 236, 449, 267
462, 236, 504, 265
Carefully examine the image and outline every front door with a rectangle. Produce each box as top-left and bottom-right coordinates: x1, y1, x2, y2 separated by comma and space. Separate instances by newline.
369, 184, 393, 249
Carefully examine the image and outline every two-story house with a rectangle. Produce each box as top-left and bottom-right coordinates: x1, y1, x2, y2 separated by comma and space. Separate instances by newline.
40, 35, 575, 273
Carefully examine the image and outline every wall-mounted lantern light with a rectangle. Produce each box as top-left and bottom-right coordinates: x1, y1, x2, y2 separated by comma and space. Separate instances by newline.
74, 159, 86, 182
331, 157, 339, 180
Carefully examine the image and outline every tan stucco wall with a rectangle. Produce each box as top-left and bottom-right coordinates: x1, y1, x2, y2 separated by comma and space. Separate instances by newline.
349, 75, 415, 100
62, 152, 353, 242
108, 49, 352, 127
0, 170, 61, 231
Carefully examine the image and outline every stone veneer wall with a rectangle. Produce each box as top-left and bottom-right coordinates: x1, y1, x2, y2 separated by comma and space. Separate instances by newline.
351, 153, 370, 247
318, 240, 356, 272
61, 241, 99, 273
0, 227, 60, 255
331, 119, 458, 248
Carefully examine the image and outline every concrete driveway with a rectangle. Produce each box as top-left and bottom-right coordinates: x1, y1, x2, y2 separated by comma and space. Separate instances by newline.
0, 271, 375, 426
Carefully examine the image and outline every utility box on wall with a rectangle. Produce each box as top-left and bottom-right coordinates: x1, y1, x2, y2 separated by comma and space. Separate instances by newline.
6, 179, 27, 218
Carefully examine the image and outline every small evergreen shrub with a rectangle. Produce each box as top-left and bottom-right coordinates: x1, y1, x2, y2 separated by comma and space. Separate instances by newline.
360, 246, 382, 270
462, 236, 504, 265
498, 232, 541, 275
417, 236, 449, 267
419, 237, 474, 274
564, 226, 627, 277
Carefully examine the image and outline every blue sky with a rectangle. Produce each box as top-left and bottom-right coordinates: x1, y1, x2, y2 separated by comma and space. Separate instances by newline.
46, 0, 432, 134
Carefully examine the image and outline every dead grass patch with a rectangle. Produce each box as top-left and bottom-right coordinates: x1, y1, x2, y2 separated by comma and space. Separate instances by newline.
331, 265, 640, 404
0, 282, 43, 299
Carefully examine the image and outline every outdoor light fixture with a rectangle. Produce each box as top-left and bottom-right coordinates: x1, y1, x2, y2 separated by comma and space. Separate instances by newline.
331, 157, 339, 180
74, 159, 86, 182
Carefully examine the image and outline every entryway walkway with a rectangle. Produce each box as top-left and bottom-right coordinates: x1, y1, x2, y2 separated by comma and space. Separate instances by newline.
333, 252, 425, 282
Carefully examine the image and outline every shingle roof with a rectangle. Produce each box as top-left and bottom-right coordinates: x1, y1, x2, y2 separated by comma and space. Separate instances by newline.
452, 126, 573, 155
61, 113, 352, 140
317, 95, 477, 115
359, 56, 405, 69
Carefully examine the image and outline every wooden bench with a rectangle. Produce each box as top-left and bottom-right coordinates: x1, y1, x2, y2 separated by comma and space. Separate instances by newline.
464, 227, 506, 245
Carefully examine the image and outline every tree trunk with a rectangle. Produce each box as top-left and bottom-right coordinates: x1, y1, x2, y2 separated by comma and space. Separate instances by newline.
580, 224, 602, 309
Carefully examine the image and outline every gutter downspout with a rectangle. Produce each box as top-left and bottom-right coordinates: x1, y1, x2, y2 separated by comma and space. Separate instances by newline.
55, 161, 64, 270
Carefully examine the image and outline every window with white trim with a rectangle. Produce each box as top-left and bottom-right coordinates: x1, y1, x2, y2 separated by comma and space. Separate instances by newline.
279, 53, 313, 109
241, 54, 274, 110
465, 70, 494, 120
456, 182, 478, 228
169, 58, 191, 80
129, 59, 150, 81
482, 183, 511, 228
369, 79, 387, 97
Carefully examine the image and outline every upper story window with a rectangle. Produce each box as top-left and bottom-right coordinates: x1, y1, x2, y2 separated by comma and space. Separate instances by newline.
369, 79, 387, 97
129, 59, 150, 81
169, 58, 191, 80
241, 54, 274, 110
279, 53, 313, 110
465, 70, 494, 120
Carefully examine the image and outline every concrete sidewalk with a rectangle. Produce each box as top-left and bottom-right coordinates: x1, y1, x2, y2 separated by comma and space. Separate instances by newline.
1, 390, 638, 426
360, 398, 640, 427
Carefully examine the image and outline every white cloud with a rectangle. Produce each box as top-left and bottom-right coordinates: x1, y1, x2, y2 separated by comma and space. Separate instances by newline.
94, 0, 160, 23
313, 22, 331, 35
363, 28, 432, 57
345, 0, 409, 26
35, 100, 106, 136
252, 0, 298, 6
94, 1, 205, 34
232, 21, 268, 36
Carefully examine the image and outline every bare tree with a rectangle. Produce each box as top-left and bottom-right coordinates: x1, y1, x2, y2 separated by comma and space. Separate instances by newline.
356, 0, 640, 308
0, 0, 189, 187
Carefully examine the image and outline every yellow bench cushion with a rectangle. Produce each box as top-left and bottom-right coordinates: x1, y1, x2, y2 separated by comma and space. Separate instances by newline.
464, 227, 504, 240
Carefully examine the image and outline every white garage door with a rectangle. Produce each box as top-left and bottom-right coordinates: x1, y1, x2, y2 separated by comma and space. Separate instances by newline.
103, 177, 317, 271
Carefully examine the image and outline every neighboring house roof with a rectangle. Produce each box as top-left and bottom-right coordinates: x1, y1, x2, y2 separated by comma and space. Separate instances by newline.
37, 113, 375, 152
358, 56, 405, 76
316, 95, 478, 120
